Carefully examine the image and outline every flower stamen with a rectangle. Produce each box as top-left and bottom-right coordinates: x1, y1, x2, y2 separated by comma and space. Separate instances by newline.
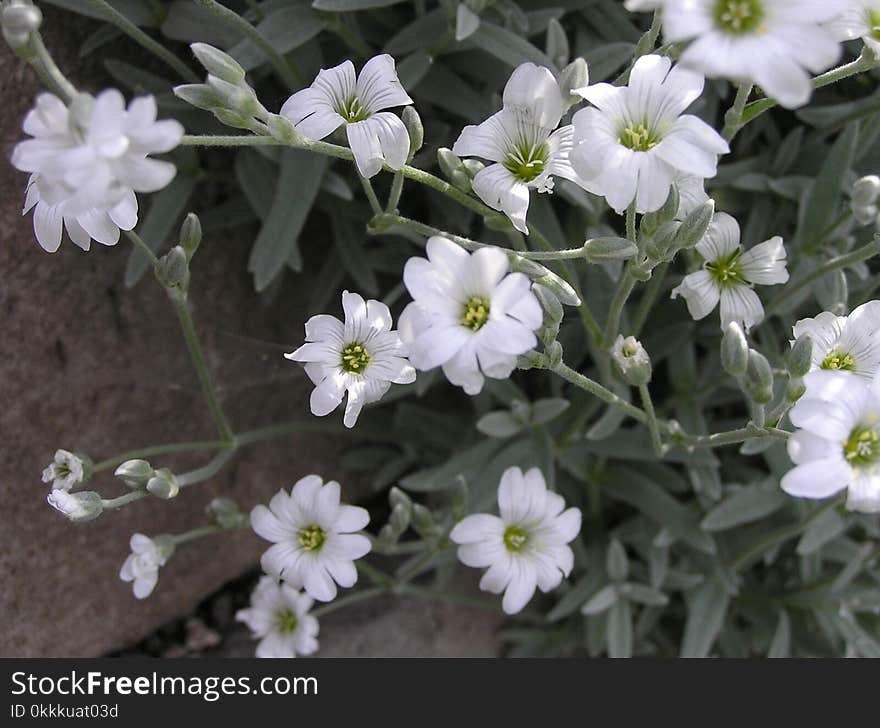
276, 608, 299, 634
503, 142, 549, 183
340, 342, 371, 374
714, 0, 765, 34
706, 250, 745, 287
503, 525, 529, 553
298, 525, 326, 551
821, 350, 857, 372
844, 425, 880, 467
619, 122, 661, 152
462, 296, 491, 331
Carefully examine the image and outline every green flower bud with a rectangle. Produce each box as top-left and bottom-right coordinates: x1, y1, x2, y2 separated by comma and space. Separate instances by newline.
643, 220, 680, 261
462, 159, 484, 177
721, 322, 749, 378
744, 349, 774, 404
787, 334, 813, 379
114, 459, 154, 489
558, 57, 588, 111
207, 75, 259, 116
179, 213, 202, 259
173, 83, 222, 112
508, 256, 581, 306
611, 335, 652, 386
545, 17, 569, 69
437, 147, 465, 179
206, 497, 247, 528
389, 502, 411, 535
402, 106, 423, 160
584, 236, 638, 263
532, 283, 563, 325
267, 113, 300, 144
156, 245, 189, 290
147, 468, 179, 500
388, 486, 412, 514
2, 0, 41, 48
411, 503, 436, 539
673, 199, 715, 250
640, 185, 679, 239
191, 42, 246, 85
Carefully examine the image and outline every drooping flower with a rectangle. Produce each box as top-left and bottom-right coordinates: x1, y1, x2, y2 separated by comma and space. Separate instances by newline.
827, 0, 880, 58
280, 54, 413, 178
671, 211, 788, 330
236, 576, 319, 658
570, 54, 728, 214
250, 475, 371, 602
452, 62, 589, 233
41, 449, 85, 491
450, 466, 581, 614
782, 370, 880, 513
398, 236, 543, 395
119, 533, 174, 599
11, 91, 183, 252
662, 0, 844, 109
285, 291, 415, 429
791, 301, 880, 381
46, 489, 103, 522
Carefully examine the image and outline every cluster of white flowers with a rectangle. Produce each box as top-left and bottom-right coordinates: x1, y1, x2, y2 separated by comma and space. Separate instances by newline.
11, 90, 183, 252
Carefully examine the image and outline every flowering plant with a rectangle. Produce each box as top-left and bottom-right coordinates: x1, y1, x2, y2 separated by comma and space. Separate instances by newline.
8, 0, 880, 657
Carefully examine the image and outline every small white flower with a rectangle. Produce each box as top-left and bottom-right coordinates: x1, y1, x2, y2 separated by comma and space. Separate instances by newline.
663, 0, 844, 109
119, 533, 174, 599
285, 291, 415, 428
11, 91, 183, 252
41, 449, 84, 491
236, 576, 319, 658
398, 236, 543, 395
450, 466, 581, 614
250, 475, 371, 602
452, 62, 589, 234
782, 370, 880, 513
570, 54, 728, 214
826, 0, 880, 58
280, 54, 413, 178
792, 301, 880, 381
671, 211, 788, 330
47, 489, 103, 522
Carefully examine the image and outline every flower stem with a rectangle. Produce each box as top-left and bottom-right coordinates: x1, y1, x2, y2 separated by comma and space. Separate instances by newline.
193, 0, 303, 88
552, 361, 649, 426
124, 230, 160, 266
386, 171, 405, 212
176, 449, 236, 486
358, 173, 384, 216
722, 82, 753, 142
93, 440, 230, 472
638, 383, 664, 457
602, 271, 636, 349
632, 262, 668, 336
19, 32, 78, 102
83, 0, 199, 83
311, 587, 386, 617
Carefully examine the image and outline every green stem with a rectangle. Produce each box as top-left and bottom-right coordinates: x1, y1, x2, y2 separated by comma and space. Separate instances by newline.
170, 292, 235, 442
312, 587, 386, 617
552, 361, 649, 426
172, 524, 222, 545
386, 171, 405, 212
232, 419, 405, 446
602, 271, 636, 349
20, 32, 78, 102
124, 230, 160, 266
193, 0, 302, 88
632, 262, 668, 336
763, 238, 880, 317
176, 449, 236, 486
683, 425, 788, 449
359, 173, 384, 215
722, 82, 753, 142
93, 440, 229, 472
83, 0, 199, 82
102, 491, 148, 510
639, 383, 664, 457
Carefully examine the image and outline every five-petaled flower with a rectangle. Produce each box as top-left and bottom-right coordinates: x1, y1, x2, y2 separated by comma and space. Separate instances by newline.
671, 211, 788, 330
453, 62, 590, 233
827, 0, 880, 58
791, 301, 880, 381
41, 449, 85, 491
570, 54, 728, 214
285, 291, 415, 429
119, 533, 174, 599
280, 54, 413, 178
450, 466, 581, 614
250, 475, 371, 602
399, 236, 543, 395
236, 576, 320, 658
12, 90, 183, 252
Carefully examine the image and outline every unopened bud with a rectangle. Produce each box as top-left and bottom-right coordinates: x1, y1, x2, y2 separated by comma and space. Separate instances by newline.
787, 334, 813, 378
207, 75, 259, 116
438, 147, 466, 180
584, 236, 638, 263
2, 0, 41, 47
744, 349, 774, 404
611, 334, 652, 386
147, 468, 179, 500
509, 256, 581, 306
852, 202, 878, 226
156, 245, 189, 290
173, 83, 222, 112
191, 42, 246, 85
389, 502, 411, 535
532, 283, 563, 325
411, 503, 436, 539
206, 497, 247, 528
461, 159, 484, 178
640, 185, 680, 238
672, 199, 714, 250
388, 486, 412, 514
47, 489, 103, 522
402, 106, 423, 160
179, 213, 202, 259
114, 459, 154, 489
852, 175, 880, 207
267, 113, 299, 143
721, 322, 749, 377
451, 476, 468, 521
545, 18, 569, 69
558, 57, 588, 111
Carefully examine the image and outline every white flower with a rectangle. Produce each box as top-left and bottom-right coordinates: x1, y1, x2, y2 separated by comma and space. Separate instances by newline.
782, 370, 880, 513
46, 489, 103, 522
280, 54, 412, 178
452, 62, 589, 234
285, 291, 415, 428
119, 534, 174, 599
827, 0, 880, 57
626, 0, 664, 9
792, 301, 880, 381
41, 449, 84, 491
663, 0, 844, 109
671, 211, 788, 330
398, 236, 543, 395
11, 91, 183, 252
250, 475, 371, 602
570, 54, 728, 214
450, 466, 581, 614
236, 576, 319, 658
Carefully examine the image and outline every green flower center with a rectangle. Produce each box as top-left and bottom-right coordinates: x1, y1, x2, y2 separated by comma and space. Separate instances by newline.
341, 342, 371, 374
619, 122, 661, 152
276, 608, 299, 634
503, 142, 549, 183
339, 96, 370, 123
714, 0, 764, 34
706, 250, 744, 287
462, 296, 490, 331
503, 525, 529, 553
869, 9, 880, 40
298, 525, 326, 551
821, 350, 856, 372
844, 425, 880, 467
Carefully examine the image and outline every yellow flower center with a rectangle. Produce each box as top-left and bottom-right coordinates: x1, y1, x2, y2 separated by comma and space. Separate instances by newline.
844, 426, 880, 467
714, 0, 765, 34
619, 122, 661, 152
462, 296, 491, 331
277, 608, 299, 634
503, 525, 529, 553
821, 350, 856, 372
341, 342, 371, 374
299, 525, 326, 551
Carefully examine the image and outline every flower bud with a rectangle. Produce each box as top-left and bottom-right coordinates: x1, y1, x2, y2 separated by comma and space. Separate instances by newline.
411, 503, 437, 539
584, 236, 638, 263
852, 202, 878, 226
643, 220, 680, 261
611, 335, 652, 386
402, 106, 423, 160
640, 185, 679, 238
156, 245, 189, 290
388, 486, 412, 514
509, 256, 581, 306
267, 112, 300, 143
438, 147, 466, 180
852, 174, 880, 207
206, 497, 247, 528
173, 83, 222, 112
114, 459, 154, 489
207, 75, 259, 116
544, 339, 564, 368
461, 159, 484, 178
546, 18, 569, 69
558, 57, 588, 111
47, 489, 103, 522
389, 502, 411, 534
787, 334, 813, 379
744, 349, 774, 404
451, 476, 468, 521
672, 199, 714, 250
721, 322, 749, 377
2, 0, 41, 47
179, 213, 202, 260
191, 42, 246, 85
147, 468, 179, 500
532, 283, 563, 326
212, 107, 255, 130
